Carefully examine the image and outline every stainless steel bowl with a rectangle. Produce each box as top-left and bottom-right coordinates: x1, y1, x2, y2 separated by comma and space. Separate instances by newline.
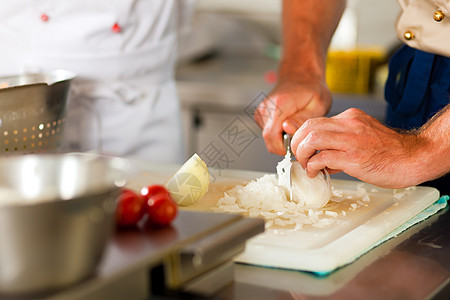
0, 153, 129, 296
0, 70, 75, 155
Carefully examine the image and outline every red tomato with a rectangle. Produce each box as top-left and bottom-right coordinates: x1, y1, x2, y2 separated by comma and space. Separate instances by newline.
116, 188, 146, 227
140, 184, 169, 200
145, 193, 178, 226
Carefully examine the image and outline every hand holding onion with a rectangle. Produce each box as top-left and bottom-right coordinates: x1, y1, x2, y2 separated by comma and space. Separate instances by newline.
290, 108, 448, 189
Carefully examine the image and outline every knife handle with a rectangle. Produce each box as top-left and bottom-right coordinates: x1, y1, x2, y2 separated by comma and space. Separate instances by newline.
283, 132, 293, 156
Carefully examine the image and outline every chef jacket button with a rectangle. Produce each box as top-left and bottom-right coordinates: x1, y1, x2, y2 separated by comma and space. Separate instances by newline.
40, 13, 49, 22
111, 23, 121, 33
433, 10, 445, 22
403, 30, 415, 41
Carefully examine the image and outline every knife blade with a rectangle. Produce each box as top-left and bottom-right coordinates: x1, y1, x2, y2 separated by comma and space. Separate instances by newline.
283, 133, 294, 201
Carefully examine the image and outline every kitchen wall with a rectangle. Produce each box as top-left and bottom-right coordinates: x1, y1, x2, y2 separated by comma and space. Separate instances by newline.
184, 0, 401, 55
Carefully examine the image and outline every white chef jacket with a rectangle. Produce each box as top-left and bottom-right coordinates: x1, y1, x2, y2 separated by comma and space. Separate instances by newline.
0, 0, 196, 163
396, 0, 450, 57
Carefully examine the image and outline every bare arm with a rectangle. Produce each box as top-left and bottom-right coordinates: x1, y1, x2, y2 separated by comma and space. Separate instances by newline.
416, 104, 450, 183
291, 104, 450, 189
279, 0, 346, 81
255, 0, 346, 155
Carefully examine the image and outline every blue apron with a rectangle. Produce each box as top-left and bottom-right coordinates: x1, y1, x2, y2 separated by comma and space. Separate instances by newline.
385, 45, 450, 195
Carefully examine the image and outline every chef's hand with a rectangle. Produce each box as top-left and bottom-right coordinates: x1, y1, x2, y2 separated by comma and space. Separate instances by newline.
254, 77, 332, 156
291, 108, 431, 189
254, 0, 345, 156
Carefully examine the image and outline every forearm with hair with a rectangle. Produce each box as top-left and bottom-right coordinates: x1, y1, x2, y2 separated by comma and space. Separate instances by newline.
279, 0, 346, 81
416, 104, 450, 181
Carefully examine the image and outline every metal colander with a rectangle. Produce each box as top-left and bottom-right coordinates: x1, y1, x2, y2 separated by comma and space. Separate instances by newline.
0, 70, 75, 155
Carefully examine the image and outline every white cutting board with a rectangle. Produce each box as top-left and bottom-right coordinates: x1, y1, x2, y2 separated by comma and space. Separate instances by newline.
126, 165, 440, 274
180, 169, 441, 274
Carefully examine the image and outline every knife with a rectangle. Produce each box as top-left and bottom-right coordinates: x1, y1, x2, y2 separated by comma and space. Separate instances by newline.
283, 133, 294, 201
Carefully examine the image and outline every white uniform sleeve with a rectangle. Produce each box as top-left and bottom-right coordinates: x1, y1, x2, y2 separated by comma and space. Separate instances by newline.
396, 0, 450, 57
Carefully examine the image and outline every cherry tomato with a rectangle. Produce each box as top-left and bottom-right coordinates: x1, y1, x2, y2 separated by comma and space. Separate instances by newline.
116, 188, 146, 227
145, 193, 178, 226
140, 184, 169, 200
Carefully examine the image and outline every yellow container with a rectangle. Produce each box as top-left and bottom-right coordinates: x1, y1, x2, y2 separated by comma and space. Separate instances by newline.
326, 49, 385, 94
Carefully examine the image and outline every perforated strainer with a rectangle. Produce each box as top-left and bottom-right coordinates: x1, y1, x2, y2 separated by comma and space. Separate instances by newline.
0, 70, 75, 155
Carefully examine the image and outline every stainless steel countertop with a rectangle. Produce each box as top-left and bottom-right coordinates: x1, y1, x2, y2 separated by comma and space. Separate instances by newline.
7, 157, 447, 299
12, 210, 263, 300
156, 202, 450, 299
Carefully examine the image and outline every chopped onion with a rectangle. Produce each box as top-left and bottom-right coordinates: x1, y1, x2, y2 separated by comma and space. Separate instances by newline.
214, 155, 416, 231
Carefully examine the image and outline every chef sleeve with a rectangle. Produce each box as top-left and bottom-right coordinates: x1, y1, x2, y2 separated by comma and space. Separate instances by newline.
396, 0, 450, 57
